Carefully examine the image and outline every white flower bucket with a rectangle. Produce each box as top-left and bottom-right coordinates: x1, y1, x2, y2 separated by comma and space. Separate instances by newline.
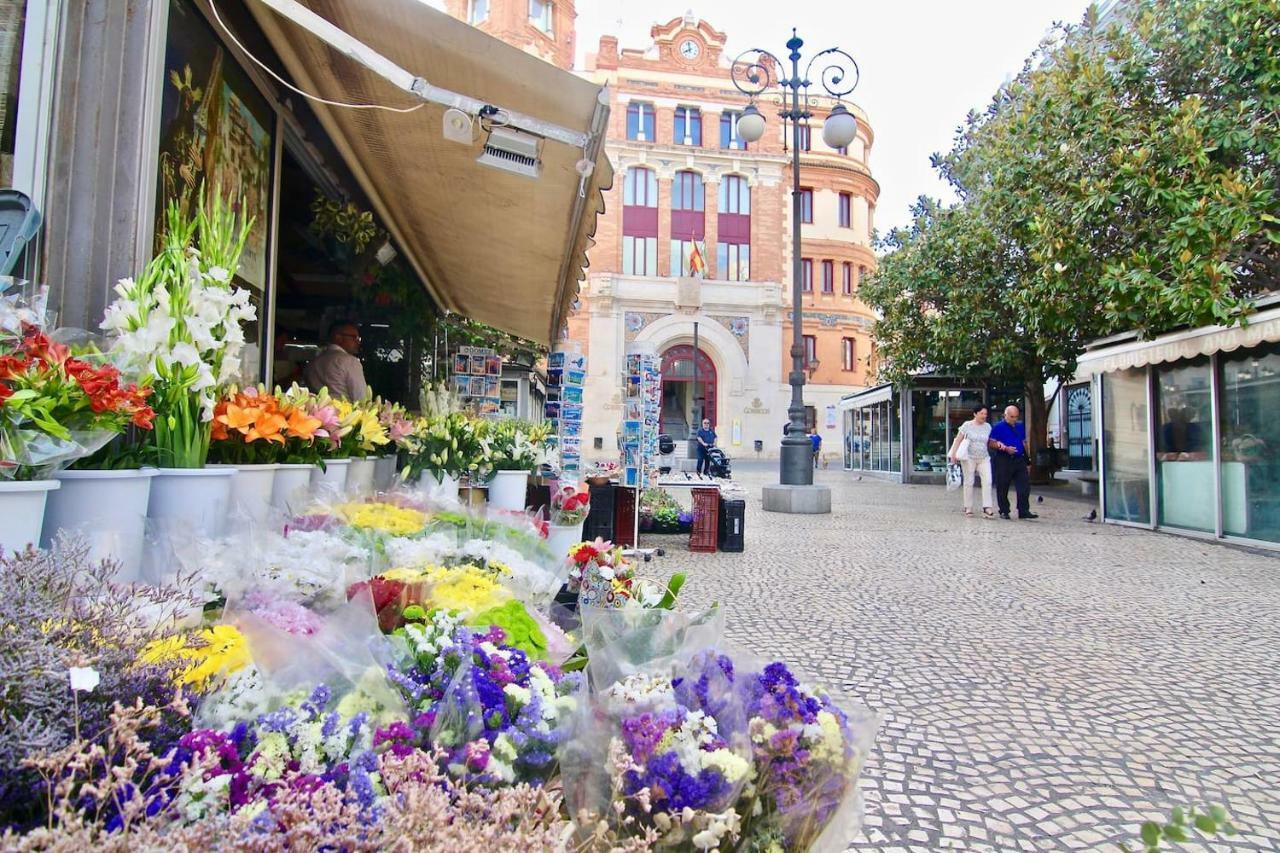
42, 469, 156, 583
487, 470, 529, 511
545, 521, 585, 563
0, 479, 60, 554
347, 457, 377, 496
310, 458, 351, 497
415, 471, 460, 503
147, 467, 234, 540
373, 454, 399, 492
209, 463, 279, 526
272, 463, 315, 514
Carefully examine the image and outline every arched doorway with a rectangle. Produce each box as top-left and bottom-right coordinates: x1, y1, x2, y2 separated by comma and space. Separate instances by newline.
660, 345, 717, 436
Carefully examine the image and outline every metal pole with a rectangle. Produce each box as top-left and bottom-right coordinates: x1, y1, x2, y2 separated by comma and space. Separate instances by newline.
692, 320, 700, 435
780, 32, 814, 486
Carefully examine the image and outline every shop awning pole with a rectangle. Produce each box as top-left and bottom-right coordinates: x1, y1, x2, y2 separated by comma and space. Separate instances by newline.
253, 0, 594, 149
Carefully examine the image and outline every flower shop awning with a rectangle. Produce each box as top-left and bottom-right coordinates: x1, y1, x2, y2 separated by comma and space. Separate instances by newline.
247, 0, 612, 346
1076, 302, 1280, 375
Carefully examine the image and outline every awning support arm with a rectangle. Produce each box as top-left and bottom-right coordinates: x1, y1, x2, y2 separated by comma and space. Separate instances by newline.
253, 0, 593, 149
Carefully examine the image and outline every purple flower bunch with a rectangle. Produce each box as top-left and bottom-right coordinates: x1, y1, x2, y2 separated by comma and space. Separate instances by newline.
739, 660, 870, 849
386, 610, 581, 785
583, 663, 752, 845
156, 683, 385, 824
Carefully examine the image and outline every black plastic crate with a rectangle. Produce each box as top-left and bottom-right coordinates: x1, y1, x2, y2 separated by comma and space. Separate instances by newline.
718, 498, 745, 552
583, 484, 615, 542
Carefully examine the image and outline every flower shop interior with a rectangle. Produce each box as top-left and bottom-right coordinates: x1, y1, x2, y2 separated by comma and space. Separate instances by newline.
0, 0, 874, 848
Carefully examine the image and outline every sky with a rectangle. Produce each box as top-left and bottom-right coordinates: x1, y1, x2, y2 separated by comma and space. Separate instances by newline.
574, 0, 1092, 237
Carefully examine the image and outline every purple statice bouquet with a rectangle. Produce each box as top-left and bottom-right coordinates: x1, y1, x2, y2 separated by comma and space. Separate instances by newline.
736, 661, 879, 850
563, 652, 753, 850
383, 607, 581, 786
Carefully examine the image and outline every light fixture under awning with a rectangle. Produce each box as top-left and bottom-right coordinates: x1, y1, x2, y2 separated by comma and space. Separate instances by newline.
1077, 304, 1280, 375
246, 0, 613, 346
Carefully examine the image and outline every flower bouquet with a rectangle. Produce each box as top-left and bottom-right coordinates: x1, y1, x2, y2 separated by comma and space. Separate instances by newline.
550, 483, 590, 527
101, 193, 256, 469
562, 646, 753, 850
207, 386, 290, 465
484, 419, 551, 474
384, 607, 581, 786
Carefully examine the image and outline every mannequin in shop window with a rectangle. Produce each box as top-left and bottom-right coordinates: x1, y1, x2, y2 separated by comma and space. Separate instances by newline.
304, 321, 369, 402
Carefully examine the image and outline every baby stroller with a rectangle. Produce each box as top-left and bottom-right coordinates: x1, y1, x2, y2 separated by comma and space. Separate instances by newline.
706, 447, 732, 479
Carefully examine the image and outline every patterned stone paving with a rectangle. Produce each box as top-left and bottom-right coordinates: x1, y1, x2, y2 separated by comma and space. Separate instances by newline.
653, 463, 1280, 851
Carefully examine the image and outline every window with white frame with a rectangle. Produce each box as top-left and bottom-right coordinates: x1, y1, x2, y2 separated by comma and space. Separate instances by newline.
469, 0, 489, 24
626, 102, 655, 141
528, 0, 553, 35
720, 111, 748, 150
674, 107, 702, 146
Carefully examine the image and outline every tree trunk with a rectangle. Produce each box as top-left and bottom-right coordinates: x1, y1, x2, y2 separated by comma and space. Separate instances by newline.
1024, 377, 1052, 484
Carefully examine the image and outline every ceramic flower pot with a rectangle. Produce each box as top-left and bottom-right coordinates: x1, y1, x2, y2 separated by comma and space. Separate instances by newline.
487, 470, 529, 511
0, 479, 61, 554
414, 471, 460, 503
310, 458, 351, 497
373, 454, 399, 492
146, 467, 234, 540
272, 463, 315, 513
208, 463, 279, 526
545, 521, 585, 562
42, 468, 156, 582
346, 457, 377, 496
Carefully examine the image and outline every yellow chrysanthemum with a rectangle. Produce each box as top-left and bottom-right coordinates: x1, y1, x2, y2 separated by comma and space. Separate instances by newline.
336, 502, 427, 536
424, 566, 509, 614
140, 624, 250, 690
381, 566, 431, 583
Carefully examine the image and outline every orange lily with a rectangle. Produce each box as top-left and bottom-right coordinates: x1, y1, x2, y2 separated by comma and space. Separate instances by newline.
283, 405, 322, 441
247, 407, 288, 444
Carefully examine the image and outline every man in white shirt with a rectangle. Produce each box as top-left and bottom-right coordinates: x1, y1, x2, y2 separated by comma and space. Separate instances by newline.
303, 321, 368, 401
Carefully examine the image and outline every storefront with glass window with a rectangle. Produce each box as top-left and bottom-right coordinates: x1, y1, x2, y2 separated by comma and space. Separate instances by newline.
841, 378, 995, 483
1079, 302, 1280, 548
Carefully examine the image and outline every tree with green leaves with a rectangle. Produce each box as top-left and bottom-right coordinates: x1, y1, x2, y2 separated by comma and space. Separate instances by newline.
865, 0, 1279, 467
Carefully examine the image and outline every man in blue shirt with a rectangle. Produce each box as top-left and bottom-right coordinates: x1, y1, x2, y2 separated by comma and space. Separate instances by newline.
695, 418, 717, 477
810, 431, 822, 468
988, 405, 1038, 520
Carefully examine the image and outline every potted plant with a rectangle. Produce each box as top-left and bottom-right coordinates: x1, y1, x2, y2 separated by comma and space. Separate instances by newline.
374, 398, 412, 491
205, 386, 294, 523
271, 383, 327, 512
545, 483, 589, 559
305, 388, 355, 495
399, 412, 488, 502
484, 419, 550, 511
1, 321, 155, 557
343, 398, 390, 496
101, 192, 256, 538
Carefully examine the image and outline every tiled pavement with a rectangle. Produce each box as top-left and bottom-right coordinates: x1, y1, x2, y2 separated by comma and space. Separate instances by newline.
654, 462, 1280, 851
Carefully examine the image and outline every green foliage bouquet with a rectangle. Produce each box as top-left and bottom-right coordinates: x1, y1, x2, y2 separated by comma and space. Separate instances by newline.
101, 193, 255, 468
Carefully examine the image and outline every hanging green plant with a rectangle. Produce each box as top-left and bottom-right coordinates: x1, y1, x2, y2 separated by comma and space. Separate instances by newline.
309, 191, 381, 255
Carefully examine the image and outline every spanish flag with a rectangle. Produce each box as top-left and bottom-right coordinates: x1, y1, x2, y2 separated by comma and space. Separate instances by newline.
688, 241, 707, 278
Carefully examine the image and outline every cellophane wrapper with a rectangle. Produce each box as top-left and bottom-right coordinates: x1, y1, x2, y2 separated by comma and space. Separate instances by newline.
562, 607, 757, 849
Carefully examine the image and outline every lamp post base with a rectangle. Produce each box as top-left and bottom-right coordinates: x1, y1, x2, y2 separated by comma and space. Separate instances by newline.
761, 483, 832, 514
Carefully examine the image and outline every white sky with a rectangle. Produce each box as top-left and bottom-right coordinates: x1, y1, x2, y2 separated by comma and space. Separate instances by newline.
574, 1, 1092, 237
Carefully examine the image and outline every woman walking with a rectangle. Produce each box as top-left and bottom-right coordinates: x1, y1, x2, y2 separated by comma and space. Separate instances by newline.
949, 404, 995, 518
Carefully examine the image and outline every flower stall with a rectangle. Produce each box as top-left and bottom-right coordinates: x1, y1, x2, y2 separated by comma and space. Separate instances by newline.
0, 473, 878, 850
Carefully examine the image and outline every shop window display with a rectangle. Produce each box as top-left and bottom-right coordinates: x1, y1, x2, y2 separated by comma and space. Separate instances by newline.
1219, 343, 1280, 542
1154, 357, 1213, 533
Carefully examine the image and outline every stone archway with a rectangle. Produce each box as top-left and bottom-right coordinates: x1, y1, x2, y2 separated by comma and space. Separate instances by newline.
637, 314, 749, 436
660, 344, 717, 435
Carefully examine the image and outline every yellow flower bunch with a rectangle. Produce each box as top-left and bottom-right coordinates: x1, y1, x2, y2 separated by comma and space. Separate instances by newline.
422, 564, 510, 613
352, 402, 390, 453
140, 624, 251, 690
336, 502, 427, 535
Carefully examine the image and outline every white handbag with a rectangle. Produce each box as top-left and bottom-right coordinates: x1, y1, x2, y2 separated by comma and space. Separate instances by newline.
956, 437, 971, 459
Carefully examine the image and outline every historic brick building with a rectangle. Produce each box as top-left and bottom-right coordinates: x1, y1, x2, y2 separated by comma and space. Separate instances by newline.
448, 5, 879, 460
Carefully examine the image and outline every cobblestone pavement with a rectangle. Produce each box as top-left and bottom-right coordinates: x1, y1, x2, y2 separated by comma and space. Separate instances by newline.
654, 463, 1280, 851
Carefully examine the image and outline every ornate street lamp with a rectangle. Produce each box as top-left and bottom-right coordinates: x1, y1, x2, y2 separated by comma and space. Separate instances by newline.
730, 31, 860, 490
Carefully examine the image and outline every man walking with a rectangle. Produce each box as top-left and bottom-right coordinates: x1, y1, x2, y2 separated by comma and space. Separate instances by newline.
695, 418, 717, 477
989, 405, 1037, 520
810, 431, 822, 469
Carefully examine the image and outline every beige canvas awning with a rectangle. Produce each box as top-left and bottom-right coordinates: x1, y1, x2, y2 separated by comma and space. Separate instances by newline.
1077, 303, 1280, 375
246, 0, 612, 345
